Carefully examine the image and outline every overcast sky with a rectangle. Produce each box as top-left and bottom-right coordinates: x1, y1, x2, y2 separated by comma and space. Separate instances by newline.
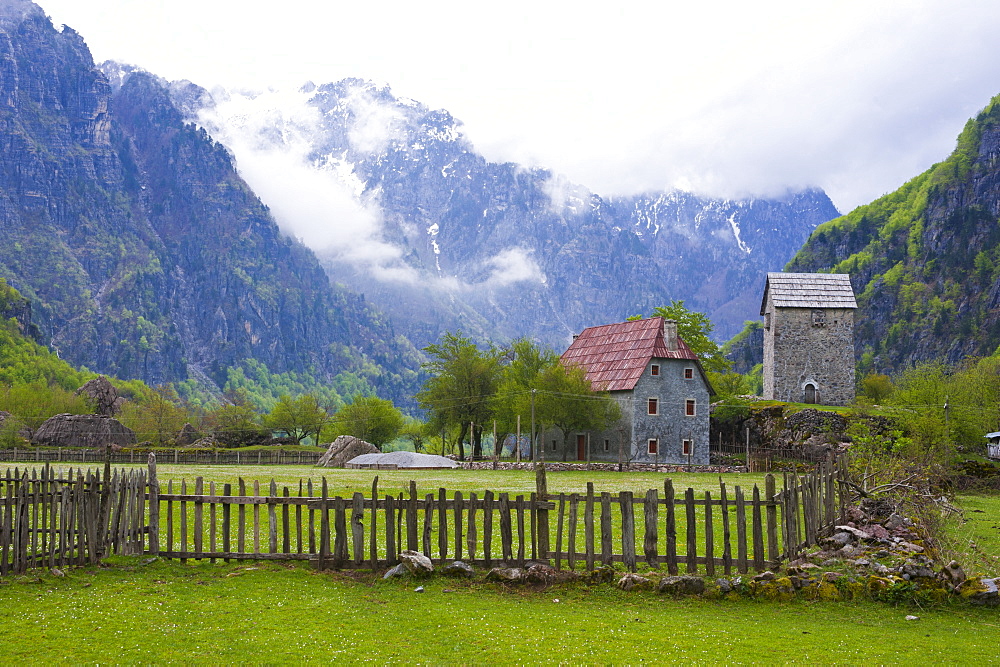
33, 0, 1000, 212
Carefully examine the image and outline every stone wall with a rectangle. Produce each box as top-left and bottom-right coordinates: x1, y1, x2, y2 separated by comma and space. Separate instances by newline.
763, 304, 855, 406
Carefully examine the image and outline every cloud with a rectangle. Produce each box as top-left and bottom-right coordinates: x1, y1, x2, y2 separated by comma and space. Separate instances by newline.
481, 248, 545, 288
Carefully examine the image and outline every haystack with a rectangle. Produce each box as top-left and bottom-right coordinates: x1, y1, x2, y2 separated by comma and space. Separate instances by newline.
33, 413, 137, 449
317, 435, 379, 467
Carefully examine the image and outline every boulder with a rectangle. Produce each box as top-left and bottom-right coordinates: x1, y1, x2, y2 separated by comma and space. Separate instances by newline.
399, 550, 434, 576
485, 567, 525, 583
317, 435, 379, 468
75, 376, 124, 417
442, 561, 474, 577
33, 413, 136, 449
382, 563, 407, 579
618, 573, 653, 591
176, 423, 201, 446
658, 575, 706, 595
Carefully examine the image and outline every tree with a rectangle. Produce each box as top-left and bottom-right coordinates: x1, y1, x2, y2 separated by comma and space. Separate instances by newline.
535, 362, 621, 461
0, 380, 93, 440
119, 384, 190, 447
325, 395, 405, 450
399, 417, 431, 453
491, 338, 559, 458
636, 301, 731, 374
416, 332, 503, 460
206, 390, 269, 447
264, 393, 328, 445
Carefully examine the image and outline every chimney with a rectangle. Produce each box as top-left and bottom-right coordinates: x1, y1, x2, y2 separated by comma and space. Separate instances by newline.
663, 319, 678, 352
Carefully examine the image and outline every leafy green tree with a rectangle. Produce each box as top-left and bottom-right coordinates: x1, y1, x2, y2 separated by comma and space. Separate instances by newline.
399, 417, 431, 453
119, 384, 191, 447
264, 393, 329, 445
860, 373, 895, 403
207, 390, 269, 447
416, 332, 503, 460
325, 395, 405, 450
650, 301, 730, 373
0, 381, 93, 440
535, 362, 620, 461
491, 338, 559, 457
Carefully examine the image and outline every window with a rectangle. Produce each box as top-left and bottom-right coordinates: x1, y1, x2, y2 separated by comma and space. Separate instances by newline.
764, 312, 771, 330
650, 364, 660, 376
685, 399, 696, 416
684, 367, 694, 380
648, 439, 659, 455
648, 398, 658, 415
682, 439, 692, 456
812, 309, 826, 327
603, 439, 610, 452
551, 439, 558, 450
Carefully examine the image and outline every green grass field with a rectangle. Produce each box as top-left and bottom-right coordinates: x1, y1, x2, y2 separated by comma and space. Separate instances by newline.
943, 494, 1000, 576
2, 557, 998, 664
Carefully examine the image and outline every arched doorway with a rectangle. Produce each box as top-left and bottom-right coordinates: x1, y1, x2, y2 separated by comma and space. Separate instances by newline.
804, 383, 817, 404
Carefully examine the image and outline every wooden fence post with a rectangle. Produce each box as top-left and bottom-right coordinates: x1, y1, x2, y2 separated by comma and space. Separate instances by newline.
147, 454, 159, 557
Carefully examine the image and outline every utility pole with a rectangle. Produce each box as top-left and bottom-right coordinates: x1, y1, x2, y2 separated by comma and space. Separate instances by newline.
530, 389, 536, 463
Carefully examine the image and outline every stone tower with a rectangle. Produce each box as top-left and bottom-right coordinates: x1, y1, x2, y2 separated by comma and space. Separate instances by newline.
761, 273, 857, 406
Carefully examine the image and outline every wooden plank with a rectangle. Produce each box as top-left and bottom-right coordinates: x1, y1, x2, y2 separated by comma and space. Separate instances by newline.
528, 492, 537, 561
765, 474, 778, 563
643, 489, 658, 566
268, 480, 278, 554
238, 479, 247, 555
752, 485, 764, 571
600, 493, 612, 566
664, 479, 677, 575
453, 491, 463, 561
308, 479, 315, 554
535, 488, 549, 562
735, 486, 747, 574
466, 492, 477, 561
253, 480, 261, 555
385, 494, 396, 564
516, 495, 526, 566
210, 481, 218, 564
370, 478, 379, 571
684, 487, 696, 574
483, 490, 494, 566
282, 487, 291, 555
407, 481, 418, 551
334, 497, 348, 566
317, 479, 329, 571
500, 493, 513, 563
438, 488, 448, 560
555, 494, 565, 570
704, 490, 715, 577
297, 481, 304, 555
584, 483, 595, 571
620, 491, 636, 572
567, 493, 578, 570
352, 492, 364, 565
166, 480, 174, 561
719, 480, 732, 575
194, 477, 204, 560
180, 479, 188, 563
222, 483, 232, 563
422, 493, 434, 557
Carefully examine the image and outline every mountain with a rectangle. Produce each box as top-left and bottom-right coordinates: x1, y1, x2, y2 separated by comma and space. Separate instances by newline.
191, 79, 840, 350
0, 2, 420, 404
733, 93, 1000, 374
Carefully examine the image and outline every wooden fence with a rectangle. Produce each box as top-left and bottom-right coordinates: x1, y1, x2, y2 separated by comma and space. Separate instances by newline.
2, 457, 849, 576
0, 448, 323, 466
1, 465, 147, 575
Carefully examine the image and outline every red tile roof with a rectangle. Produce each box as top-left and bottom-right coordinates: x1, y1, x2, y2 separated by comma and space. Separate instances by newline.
560, 317, 699, 391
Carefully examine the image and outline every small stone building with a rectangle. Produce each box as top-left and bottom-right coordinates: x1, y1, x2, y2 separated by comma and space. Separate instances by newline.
546, 317, 713, 465
761, 272, 857, 406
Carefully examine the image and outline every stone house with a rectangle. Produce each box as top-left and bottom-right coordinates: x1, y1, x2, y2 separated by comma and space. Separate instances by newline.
541, 317, 713, 464
761, 272, 857, 406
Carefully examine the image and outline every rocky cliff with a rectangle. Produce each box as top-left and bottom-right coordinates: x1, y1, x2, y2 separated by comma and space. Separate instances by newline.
772, 94, 1000, 374
0, 3, 420, 402
194, 79, 840, 350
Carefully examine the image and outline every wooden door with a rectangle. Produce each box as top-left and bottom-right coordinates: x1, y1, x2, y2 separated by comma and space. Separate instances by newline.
576, 434, 586, 460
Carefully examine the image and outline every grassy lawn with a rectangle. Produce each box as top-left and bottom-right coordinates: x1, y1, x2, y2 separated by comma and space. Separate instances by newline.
2, 557, 998, 664
943, 493, 1000, 577
3, 462, 775, 498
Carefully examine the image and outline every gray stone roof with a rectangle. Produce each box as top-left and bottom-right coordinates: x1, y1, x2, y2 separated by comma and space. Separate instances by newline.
760, 273, 857, 314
